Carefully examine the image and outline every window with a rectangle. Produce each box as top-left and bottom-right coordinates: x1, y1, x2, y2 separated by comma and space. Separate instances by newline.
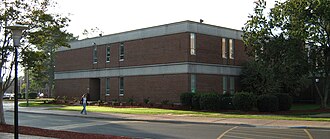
222, 38, 227, 59
229, 39, 235, 59
223, 76, 227, 94
230, 77, 235, 94
190, 33, 196, 55
119, 77, 124, 96
119, 43, 124, 61
106, 78, 110, 96
191, 74, 196, 93
93, 47, 97, 63
106, 46, 110, 62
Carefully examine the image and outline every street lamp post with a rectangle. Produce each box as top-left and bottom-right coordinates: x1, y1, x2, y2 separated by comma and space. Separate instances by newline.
5, 24, 28, 139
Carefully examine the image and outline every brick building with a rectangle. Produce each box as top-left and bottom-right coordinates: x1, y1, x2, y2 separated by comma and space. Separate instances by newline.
54, 21, 249, 103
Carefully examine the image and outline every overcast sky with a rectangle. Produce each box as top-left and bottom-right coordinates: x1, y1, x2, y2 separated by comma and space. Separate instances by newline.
53, 0, 279, 39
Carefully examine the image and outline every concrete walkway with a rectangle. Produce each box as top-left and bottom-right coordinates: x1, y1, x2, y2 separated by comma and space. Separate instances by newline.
10, 106, 330, 130
0, 132, 56, 139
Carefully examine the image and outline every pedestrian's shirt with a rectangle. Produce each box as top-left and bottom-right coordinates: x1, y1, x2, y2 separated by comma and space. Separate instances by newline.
82, 97, 87, 104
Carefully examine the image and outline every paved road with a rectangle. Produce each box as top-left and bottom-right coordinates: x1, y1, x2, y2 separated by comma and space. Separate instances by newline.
2, 101, 330, 139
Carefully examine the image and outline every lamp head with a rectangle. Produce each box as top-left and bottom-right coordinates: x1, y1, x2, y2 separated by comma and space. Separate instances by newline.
5, 24, 28, 46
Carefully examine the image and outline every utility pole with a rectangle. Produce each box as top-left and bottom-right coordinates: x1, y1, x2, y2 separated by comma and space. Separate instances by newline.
25, 69, 29, 106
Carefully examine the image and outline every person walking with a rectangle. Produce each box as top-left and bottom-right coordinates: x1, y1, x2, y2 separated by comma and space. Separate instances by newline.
80, 94, 87, 115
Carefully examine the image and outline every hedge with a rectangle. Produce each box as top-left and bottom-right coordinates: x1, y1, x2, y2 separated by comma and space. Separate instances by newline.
257, 94, 279, 112
200, 93, 219, 110
232, 92, 255, 111
273, 93, 292, 111
219, 93, 234, 110
180, 92, 194, 107
191, 93, 202, 110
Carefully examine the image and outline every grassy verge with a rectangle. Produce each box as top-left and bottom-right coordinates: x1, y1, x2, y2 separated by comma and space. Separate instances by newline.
50, 105, 330, 122
19, 102, 330, 121
19, 101, 65, 107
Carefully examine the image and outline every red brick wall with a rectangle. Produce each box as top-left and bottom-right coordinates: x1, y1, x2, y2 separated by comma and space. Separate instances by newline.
99, 74, 189, 103
195, 74, 222, 93
55, 33, 190, 72
55, 47, 93, 72
188, 33, 247, 66
55, 33, 248, 72
54, 79, 90, 99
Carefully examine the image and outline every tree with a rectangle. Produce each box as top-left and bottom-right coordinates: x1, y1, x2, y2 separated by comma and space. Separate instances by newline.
242, 0, 330, 108
242, 0, 310, 95
0, 0, 72, 124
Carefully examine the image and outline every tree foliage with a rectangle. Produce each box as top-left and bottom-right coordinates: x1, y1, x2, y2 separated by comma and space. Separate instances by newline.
242, 0, 330, 108
0, 0, 72, 124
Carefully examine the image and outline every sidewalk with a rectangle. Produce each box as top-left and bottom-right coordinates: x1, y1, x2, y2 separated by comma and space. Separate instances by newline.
0, 132, 56, 139
11, 106, 330, 130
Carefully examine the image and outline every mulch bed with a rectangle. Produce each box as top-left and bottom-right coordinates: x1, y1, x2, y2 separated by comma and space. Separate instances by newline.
0, 124, 131, 139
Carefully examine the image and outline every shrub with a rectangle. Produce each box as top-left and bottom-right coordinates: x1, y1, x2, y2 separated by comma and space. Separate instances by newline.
161, 100, 170, 105
257, 94, 279, 112
199, 93, 219, 110
232, 92, 255, 111
128, 97, 134, 105
143, 97, 150, 104
219, 93, 234, 110
191, 93, 201, 110
180, 93, 194, 107
273, 93, 292, 111
28, 93, 38, 99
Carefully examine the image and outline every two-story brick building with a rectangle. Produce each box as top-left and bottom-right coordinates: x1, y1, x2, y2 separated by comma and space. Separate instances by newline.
54, 21, 249, 103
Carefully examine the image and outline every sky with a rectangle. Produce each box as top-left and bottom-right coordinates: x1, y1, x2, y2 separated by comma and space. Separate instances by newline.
52, 0, 279, 39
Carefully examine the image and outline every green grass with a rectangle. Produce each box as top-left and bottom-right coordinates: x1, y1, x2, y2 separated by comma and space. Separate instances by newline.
51, 105, 330, 122
20, 102, 330, 121
19, 101, 64, 107
291, 104, 322, 110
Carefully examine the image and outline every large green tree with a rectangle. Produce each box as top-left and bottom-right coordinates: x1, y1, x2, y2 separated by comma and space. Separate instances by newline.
242, 0, 330, 108
0, 0, 72, 124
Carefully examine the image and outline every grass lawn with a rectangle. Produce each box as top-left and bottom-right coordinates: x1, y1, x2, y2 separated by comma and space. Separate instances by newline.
19, 101, 330, 121
19, 101, 64, 107
49, 105, 330, 122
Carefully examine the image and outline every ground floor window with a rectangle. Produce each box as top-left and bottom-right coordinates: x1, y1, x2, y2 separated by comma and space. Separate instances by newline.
191, 74, 196, 93
230, 77, 235, 94
223, 76, 235, 94
106, 78, 110, 96
119, 77, 124, 96
223, 76, 227, 94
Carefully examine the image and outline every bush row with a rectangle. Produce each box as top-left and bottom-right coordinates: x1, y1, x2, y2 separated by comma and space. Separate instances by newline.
232, 92, 292, 112
180, 92, 233, 110
181, 92, 292, 112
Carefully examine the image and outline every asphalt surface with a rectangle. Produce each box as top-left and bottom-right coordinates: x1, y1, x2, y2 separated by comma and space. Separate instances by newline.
2, 101, 330, 139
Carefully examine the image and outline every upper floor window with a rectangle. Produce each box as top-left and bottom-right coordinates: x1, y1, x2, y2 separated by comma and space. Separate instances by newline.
119, 43, 124, 61
93, 47, 97, 63
222, 38, 227, 59
190, 33, 196, 55
229, 39, 235, 59
119, 77, 124, 96
106, 78, 110, 96
106, 46, 111, 62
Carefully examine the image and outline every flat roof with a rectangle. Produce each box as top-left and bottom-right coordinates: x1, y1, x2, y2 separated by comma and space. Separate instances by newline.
58, 20, 243, 52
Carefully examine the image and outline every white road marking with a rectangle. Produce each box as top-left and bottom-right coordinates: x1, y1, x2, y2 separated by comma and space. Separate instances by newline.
45, 120, 147, 130
217, 126, 238, 139
304, 129, 314, 139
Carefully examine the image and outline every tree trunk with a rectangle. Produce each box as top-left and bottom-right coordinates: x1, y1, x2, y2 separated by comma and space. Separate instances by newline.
323, 78, 329, 108
0, 97, 5, 124
314, 80, 326, 109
